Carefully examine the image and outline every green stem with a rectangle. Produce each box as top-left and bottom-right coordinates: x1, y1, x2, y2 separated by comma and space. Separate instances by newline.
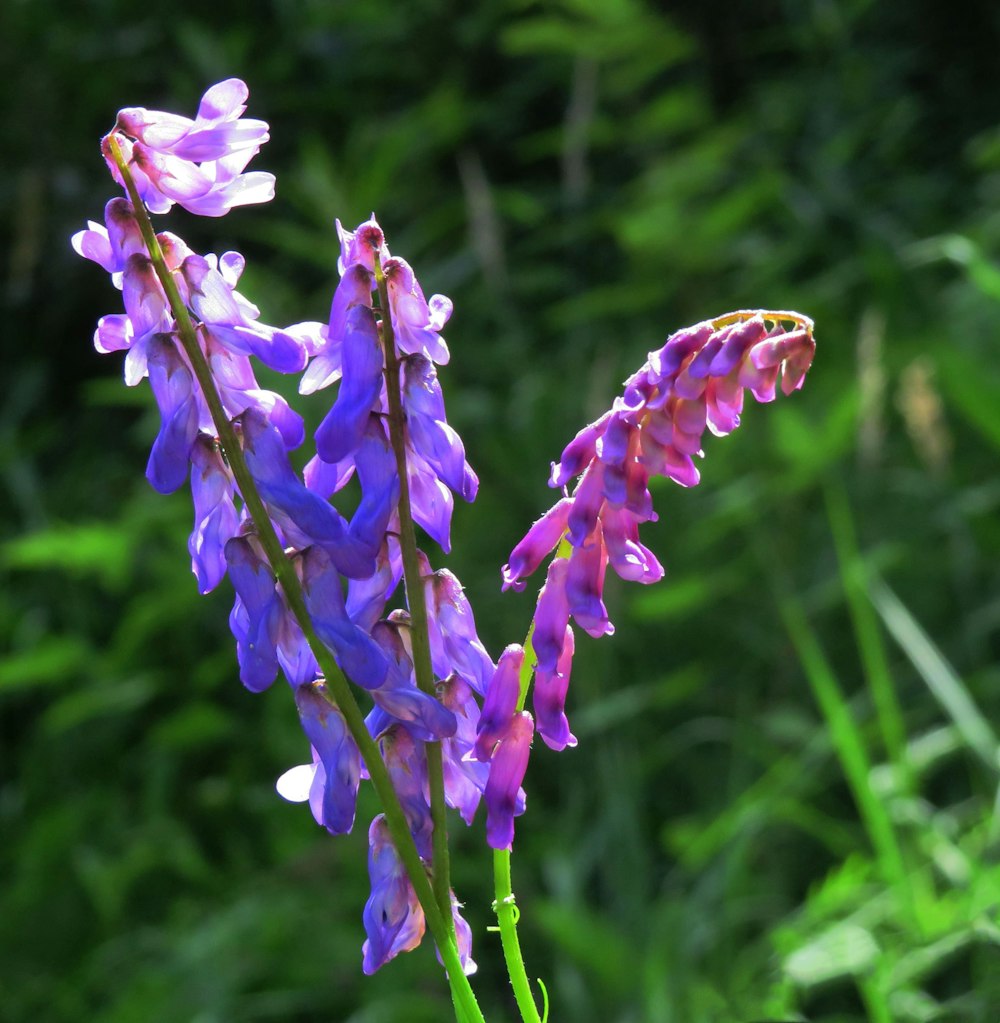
490, 542, 574, 1023
490, 619, 544, 1023
107, 137, 482, 1023
372, 252, 454, 932
493, 848, 543, 1023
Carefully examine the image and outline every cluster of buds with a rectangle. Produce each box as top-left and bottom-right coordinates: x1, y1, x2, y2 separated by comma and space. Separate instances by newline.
74, 78, 816, 988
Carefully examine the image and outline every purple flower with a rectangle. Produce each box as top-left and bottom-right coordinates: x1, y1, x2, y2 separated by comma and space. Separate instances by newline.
225, 535, 284, 692
315, 305, 384, 464
348, 418, 400, 561
238, 409, 373, 579
116, 78, 269, 162
501, 498, 573, 592
406, 448, 455, 551
205, 330, 305, 450
361, 814, 425, 975
383, 257, 452, 365
306, 215, 477, 554
293, 681, 361, 835
438, 674, 489, 825
145, 335, 200, 494
531, 558, 571, 674
105, 79, 274, 218
180, 254, 307, 373
482, 712, 533, 851
71, 197, 145, 277
564, 523, 614, 639
300, 545, 390, 691
403, 355, 478, 501
188, 435, 239, 593
380, 725, 434, 860
472, 645, 524, 762
533, 626, 577, 752
423, 562, 496, 697
336, 216, 385, 275
346, 534, 403, 633
368, 619, 458, 742
442, 893, 478, 977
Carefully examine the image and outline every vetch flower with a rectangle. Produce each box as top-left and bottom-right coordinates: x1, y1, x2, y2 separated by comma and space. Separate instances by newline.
472, 645, 524, 762
504, 309, 816, 748
105, 79, 274, 218
238, 409, 373, 579
482, 711, 533, 851
533, 625, 577, 752
145, 334, 200, 494
180, 254, 307, 373
189, 435, 239, 593
315, 305, 384, 464
225, 535, 284, 692
292, 681, 362, 835
361, 814, 426, 974
307, 215, 477, 552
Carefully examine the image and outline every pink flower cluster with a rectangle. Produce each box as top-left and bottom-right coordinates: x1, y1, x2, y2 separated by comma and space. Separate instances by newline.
502, 311, 816, 754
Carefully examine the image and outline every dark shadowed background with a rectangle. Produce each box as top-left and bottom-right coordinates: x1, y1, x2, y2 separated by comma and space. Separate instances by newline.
3, 1, 1000, 1020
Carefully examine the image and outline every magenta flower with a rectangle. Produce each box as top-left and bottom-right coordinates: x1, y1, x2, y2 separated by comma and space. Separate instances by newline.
438, 674, 490, 825
533, 625, 577, 752
482, 712, 533, 851
472, 645, 524, 762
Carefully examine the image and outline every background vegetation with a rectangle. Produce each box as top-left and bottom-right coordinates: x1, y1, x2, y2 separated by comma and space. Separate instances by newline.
3, 1, 1000, 1020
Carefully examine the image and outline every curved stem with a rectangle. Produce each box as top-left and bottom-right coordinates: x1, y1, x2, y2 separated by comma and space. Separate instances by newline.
373, 252, 454, 933
107, 137, 482, 1023
709, 308, 815, 334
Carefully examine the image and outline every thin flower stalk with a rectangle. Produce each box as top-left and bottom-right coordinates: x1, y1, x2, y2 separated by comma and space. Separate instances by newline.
373, 249, 455, 930
104, 139, 484, 1023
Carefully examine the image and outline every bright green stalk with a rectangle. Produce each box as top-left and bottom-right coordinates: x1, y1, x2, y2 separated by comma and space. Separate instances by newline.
372, 252, 454, 933
491, 619, 544, 1023
107, 138, 483, 1023
490, 539, 574, 1023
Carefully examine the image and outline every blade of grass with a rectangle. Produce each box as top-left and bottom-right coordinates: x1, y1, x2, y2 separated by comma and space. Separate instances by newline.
867, 575, 999, 776
824, 479, 910, 781
777, 596, 910, 901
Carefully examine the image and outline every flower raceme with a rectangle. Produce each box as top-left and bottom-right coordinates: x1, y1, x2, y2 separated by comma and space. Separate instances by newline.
75, 81, 497, 976
75, 77, 818, 1001
499, 310, 816, 761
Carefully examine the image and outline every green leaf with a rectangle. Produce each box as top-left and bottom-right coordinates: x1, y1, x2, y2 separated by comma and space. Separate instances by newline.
784, 922, 880, 985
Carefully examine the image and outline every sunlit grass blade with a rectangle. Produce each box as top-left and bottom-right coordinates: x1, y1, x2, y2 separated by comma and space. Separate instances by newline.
824, 479, 909, 777
867, 575, 999, 776
777, 597, 911, 903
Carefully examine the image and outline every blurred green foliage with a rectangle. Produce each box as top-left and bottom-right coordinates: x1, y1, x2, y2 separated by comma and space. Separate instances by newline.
3, 1, 1000, 1020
